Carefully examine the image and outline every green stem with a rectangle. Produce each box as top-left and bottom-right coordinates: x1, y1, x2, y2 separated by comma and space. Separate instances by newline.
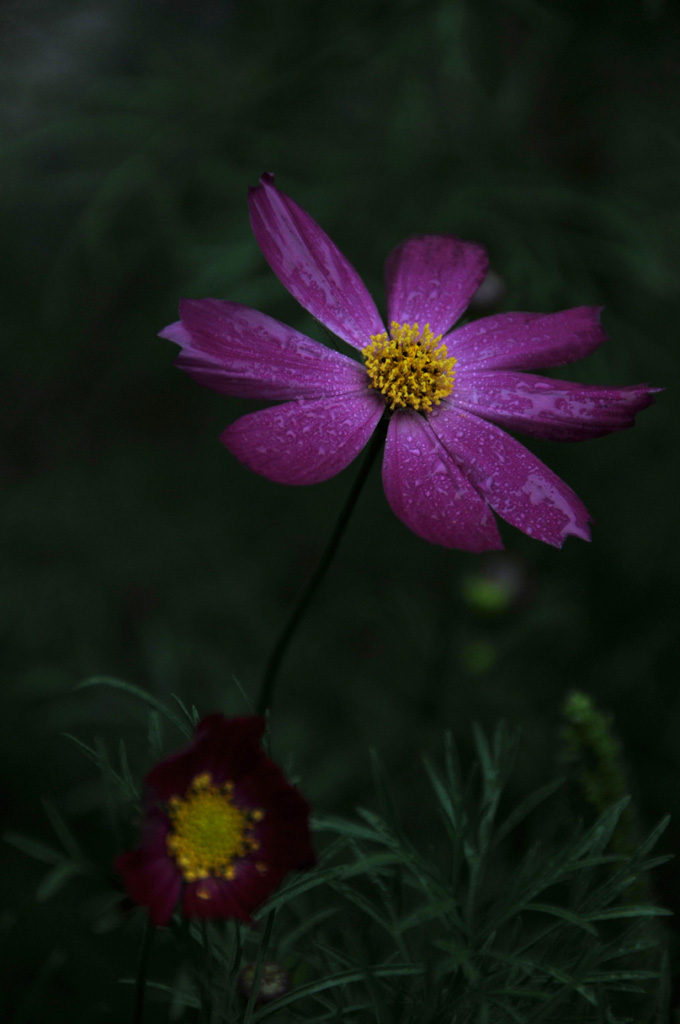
242, 909, 277, 1024
256, 418, 386, 716
133, 917, 156, 1024
201, 920, 214, 1024
222, 920, 243, 1020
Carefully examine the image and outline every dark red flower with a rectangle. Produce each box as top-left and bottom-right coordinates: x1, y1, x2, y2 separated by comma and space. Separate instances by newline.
115, 715, 315, 925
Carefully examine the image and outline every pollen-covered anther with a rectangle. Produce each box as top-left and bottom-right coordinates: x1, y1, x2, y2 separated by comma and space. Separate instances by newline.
166, 772, 262, 884
363, 321, 456, 413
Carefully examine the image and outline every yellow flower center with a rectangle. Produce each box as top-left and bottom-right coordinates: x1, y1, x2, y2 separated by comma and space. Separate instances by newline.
363, 321, 456, 413
166, 772, 264, 884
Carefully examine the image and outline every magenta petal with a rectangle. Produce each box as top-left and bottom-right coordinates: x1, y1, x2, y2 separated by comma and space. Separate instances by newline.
116, 849, 182, 925
222, 391, 384, 485
248, 174, 385, 351
381, 410, 503, 551
454, 371, 659, 441
447, 306, 607, 370
429, 405, 592, 547
160, 300, 367, 401
385, 235, 488, 337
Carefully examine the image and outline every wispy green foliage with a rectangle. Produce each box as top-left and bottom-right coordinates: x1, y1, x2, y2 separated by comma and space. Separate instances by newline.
294, 727, 670, 1024
112, 722, 666, 1024
4, 683, 672, 1022
4, 796, 94, 904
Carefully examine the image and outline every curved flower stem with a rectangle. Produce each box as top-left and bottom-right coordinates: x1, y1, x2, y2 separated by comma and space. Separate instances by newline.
133, 917, 156, 1024
256, 416, 387, 716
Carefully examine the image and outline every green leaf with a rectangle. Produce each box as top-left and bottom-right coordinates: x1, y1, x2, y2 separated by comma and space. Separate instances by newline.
41, 798, 83, 861
311, 814, 387, 844
147, 710, 163, 758
118, 740, 139, 800
36, 861, 81, 901
423, 757, 459, 832
490, 987, 550, 1003
77, 676, 191, 737
656, 948, 671, 1024
3, 831, 63, 865
396, 895, 464, 935
585, 905, 672, 921
330, 881, 394, 934
443, 730, 462, 795
119, 979, 200, 1009
487, 995, 530, 1023
639, 854, 674, 871
277, 907, 337, 956
634, 814, 670, 860
472, 723, 496, 786
524, 902, 598, 935
171, 693, 196, 728
254, 852, 405, 915
584, 970, 659, 983
251, 964, 423, 1021
574, 798, 631, 860
61, 733, 108, 772
369, 748, 402, 836
354, 808, 400, 848
295, 1001, 374, 1023
231, 673, 255, 712
493, 777, 565, 848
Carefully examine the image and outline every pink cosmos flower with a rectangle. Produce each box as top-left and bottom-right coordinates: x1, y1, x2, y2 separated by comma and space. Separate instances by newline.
160, 174, 657, 551
116, 715, 314, 924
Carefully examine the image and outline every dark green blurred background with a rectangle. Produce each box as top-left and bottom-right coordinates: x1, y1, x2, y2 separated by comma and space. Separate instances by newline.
2, 0, 679, 1018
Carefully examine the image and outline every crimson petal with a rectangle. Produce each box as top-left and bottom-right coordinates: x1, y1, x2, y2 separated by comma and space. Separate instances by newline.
116, 848, 182, 926
182, 876, 249, 921
145, 715, 265, 799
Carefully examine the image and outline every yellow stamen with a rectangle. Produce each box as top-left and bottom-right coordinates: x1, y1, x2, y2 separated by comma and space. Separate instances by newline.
166, 773, 261, 884
363, 321, 456, 413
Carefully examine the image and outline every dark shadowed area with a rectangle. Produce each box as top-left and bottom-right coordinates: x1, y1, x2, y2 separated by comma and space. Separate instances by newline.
1, 0, 679, 1019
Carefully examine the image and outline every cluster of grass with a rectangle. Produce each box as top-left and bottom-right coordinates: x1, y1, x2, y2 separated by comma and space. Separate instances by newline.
6, 682, 673, 1021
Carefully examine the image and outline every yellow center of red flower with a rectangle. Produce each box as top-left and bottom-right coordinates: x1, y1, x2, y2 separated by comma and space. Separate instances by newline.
363, 321, 456, 413
166, 772, 264, 883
